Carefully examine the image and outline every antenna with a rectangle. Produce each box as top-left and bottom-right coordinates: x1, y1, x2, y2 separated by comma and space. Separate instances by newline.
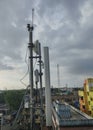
32, 8, 34, 27
27, 8, 34, 31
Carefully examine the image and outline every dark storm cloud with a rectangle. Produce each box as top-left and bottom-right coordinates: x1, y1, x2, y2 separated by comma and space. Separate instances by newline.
0, 0, 35, 70
35, 0, 93, 80
68, 58, 93, 75
0, 0, 93, 87
74, 26, 93, 50
38, 0, 86, 22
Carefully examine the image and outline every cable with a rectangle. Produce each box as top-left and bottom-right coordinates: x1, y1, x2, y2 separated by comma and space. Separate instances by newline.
25, 46, 29, 66
20, 47, 29, 87
20, 48, 38, 87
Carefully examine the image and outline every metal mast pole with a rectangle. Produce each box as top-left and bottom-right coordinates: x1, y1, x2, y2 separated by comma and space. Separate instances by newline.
39, 43, 43, 130
27, 9, 34, 129
27, 24, 33, 130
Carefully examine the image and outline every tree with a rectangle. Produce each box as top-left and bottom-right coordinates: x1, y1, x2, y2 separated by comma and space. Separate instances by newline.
4, 90, 25, 111
0, 92, 5, 104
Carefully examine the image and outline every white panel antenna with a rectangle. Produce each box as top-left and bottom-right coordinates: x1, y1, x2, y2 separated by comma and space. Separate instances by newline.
34, 69, 39, 83
33, 40, 40, 55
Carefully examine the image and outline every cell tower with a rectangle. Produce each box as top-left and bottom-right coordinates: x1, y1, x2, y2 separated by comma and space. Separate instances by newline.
27, 9, 43, 130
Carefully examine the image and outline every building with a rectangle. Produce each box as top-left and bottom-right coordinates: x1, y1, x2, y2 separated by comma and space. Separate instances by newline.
52, 101, 93, 130
51, 87, 79, 109
78, 78, 93, 117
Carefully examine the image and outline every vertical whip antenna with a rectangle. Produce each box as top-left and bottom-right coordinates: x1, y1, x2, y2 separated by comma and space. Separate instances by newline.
32, 8, 34, 27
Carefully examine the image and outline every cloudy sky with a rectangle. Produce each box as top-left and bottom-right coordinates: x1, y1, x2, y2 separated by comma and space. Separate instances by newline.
0, 0, 93, 89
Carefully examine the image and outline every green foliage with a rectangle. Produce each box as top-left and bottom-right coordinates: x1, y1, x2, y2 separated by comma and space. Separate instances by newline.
4, 89, 25, 111
0, 92, 5, 104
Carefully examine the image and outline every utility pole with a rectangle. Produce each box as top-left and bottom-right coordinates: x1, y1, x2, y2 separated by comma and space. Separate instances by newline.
27, 8, 34, 130
27, 9, 44, 130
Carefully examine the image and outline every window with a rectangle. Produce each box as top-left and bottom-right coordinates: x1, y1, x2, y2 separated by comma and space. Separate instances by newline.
89, 82, 93, 90
82, 105, 85, 109
81, 96, 83, 100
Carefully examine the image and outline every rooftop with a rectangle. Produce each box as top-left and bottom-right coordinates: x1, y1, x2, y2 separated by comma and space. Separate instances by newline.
52, 101, 93, 126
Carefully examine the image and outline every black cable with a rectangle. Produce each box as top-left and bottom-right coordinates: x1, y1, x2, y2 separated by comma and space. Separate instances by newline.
20, 47, 29, 87
20, 48, 38, 87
